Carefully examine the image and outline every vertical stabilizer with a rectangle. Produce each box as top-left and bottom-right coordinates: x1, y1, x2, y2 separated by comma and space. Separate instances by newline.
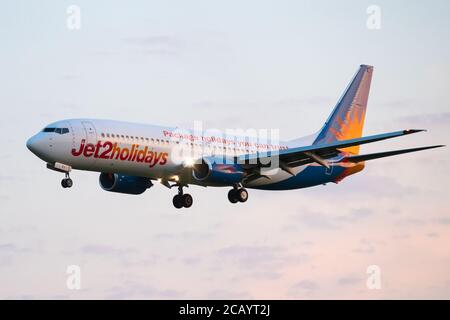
313, 65, 373, 154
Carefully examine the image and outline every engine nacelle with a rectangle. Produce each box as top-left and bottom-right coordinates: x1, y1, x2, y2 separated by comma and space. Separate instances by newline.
192, 158, 245, 185
99, 173, 152, 195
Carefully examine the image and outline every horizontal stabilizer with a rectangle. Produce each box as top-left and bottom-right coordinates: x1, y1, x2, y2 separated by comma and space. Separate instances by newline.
240, 129, 426, 164
342, 145, 445, 163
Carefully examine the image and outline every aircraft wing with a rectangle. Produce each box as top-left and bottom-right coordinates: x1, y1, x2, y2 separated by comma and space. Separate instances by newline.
238, 129, 428, 173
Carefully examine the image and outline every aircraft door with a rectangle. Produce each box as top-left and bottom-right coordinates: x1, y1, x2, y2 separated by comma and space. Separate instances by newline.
81, 121, 98, 166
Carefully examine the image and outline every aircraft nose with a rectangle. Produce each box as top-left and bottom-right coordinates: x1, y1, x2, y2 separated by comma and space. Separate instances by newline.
26, 134, 48, 158
26, 136, 34, 152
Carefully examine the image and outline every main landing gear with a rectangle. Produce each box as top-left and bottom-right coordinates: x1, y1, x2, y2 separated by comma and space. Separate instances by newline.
173, 185, 193, 209
61, 173, 73, 189
228, 185, 248, 204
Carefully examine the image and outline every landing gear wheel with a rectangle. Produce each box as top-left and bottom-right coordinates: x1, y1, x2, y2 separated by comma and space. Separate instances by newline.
61, 178, 73, 188
172, 194, 183, 209
181, 194, 193, 208
237, 188, 248, 202
65, 178, 73, 188
228, 189, 239, 203
172, 185, 193, 209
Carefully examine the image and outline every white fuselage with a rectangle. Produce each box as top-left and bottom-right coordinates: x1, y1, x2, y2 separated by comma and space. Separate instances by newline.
26, 118, 309, 188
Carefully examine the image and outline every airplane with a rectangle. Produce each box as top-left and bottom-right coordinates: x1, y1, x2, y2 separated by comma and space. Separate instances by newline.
26, 65, 444, 209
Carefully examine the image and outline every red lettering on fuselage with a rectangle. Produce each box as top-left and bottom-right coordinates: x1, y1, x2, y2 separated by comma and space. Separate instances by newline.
71, 139, 86, 156
83, 143, 95, 157
93, 141, 103, 158
149, 152, 163, 168
71, 140, 169, 168
99, 141, 113, 159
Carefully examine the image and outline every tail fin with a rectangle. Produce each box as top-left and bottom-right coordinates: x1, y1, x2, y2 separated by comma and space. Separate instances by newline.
313, 65, 373, 155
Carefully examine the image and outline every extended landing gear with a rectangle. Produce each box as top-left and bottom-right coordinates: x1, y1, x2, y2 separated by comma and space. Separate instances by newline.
61, 173, 73, 189
228, 185, 248, 204
46, 163, 73, 189
173, 186, 193, 209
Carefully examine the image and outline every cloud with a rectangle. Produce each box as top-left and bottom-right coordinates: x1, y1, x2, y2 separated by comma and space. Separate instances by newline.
81, 244, 137, 256
0, 175, 19, 182
5, 295, 35, 300
337, 275, 363, 286
215, 244, 309, 286
435, 218, 450, 225
378, 98, 415, 109
291, 280, 320, 291
426, 232, 439, 238
0, 256, 13, 267
79, 244, 157, 267
0, 244, 31, 269
0, 243, 30, 254
105, 281, 184, 299
207, 289, 252, 300
397, 112, 450, 127
394, 218, 427, 227
291, 211, 339, 230
60, 74, 79, 81
331, 174, 419, 199
122, 35, 182, 56
334, 208, 374, 224
289, 207, 374, 231
153, 231, 214, 242
182, 256, 202, 266
353, 238, 376, 255
217, 245, 282, 268
229, 270, 283, 282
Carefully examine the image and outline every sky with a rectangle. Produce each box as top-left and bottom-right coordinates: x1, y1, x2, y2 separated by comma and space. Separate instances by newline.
0, 0, 449, 299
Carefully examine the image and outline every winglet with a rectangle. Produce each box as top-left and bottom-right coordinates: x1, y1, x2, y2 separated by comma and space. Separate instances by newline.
403, 129, 426, 134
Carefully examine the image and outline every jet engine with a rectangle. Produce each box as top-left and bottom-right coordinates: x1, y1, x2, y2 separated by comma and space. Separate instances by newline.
99, 173, 152, 195
192, 158, 245, 185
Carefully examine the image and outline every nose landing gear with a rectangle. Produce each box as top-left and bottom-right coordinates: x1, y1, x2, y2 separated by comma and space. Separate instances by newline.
46, 163, 73, 189
173, 185, 193, 209
228, 184, 248, 204
61, 173, 73, 188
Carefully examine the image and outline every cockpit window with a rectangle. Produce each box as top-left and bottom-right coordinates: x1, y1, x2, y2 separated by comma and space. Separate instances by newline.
43, 127, 69, 134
